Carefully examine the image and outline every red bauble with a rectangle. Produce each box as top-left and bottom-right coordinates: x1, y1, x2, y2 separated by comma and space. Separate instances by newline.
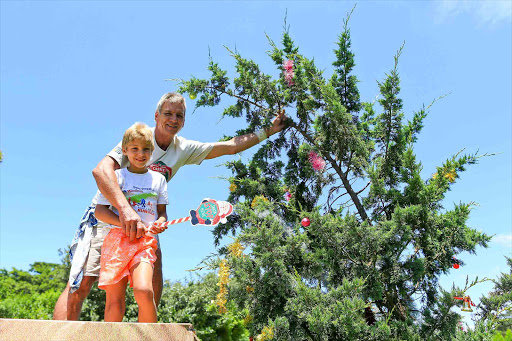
453, 263, 460, 269
301, 217, 311, 227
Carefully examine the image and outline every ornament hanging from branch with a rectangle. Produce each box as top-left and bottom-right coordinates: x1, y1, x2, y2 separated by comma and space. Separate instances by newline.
308, 151, 326, 171
453, 296, 475, 312
282, 59, 295, 86
451, 256, 461, 269
301, 217, 311, 227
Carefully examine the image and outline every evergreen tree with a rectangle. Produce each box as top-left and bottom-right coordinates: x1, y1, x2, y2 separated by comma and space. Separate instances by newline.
178, 11, 492, 340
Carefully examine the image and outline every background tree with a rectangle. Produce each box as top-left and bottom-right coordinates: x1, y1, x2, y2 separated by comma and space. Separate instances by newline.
0, 249, 68, 319
178, 10, 493, 340
0, 249, 249, 340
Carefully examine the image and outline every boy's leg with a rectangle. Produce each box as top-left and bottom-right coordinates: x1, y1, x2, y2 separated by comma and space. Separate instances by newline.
153, 248, 163, 307
131, 261, 157, 323
104, 277, 128, 322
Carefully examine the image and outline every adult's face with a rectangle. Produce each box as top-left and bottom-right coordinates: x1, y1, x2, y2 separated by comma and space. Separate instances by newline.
155, 101, 185, 138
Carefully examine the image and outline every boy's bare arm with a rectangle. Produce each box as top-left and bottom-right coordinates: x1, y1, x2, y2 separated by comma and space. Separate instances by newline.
149, 205, 168, 234
156, 204, 168, 223
94, 204, 122, 227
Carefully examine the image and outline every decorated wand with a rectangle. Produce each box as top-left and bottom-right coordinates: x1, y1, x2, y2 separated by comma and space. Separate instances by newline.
147, 198, 233, 234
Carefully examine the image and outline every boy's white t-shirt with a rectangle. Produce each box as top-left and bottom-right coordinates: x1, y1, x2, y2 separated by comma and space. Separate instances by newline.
95, 168, 168, 227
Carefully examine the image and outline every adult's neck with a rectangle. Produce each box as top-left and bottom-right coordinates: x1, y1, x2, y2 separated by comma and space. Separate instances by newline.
154, 129, 174, 151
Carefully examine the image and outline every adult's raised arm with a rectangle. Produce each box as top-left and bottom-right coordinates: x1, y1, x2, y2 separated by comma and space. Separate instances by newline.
205, 109, 287, 160
92, 156, 145, 241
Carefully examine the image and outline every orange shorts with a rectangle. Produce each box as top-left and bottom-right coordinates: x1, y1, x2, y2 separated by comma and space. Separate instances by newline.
98, 228, 158, 290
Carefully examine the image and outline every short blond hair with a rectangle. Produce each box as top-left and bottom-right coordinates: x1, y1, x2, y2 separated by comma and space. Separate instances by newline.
122, 122, 154, 151
156, 92, 186, 114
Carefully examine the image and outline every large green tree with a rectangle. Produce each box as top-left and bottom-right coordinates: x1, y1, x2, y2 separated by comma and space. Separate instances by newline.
178, 11, 493, 340
0, 249, 68, 319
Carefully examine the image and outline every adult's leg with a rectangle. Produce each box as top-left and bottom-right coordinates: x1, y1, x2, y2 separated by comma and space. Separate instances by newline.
66, 276, 97, 320
131, 261, 157, 323
53, 284, 70, 320
153, 248, 163, 307
104, 277, 128, 322
53, 276, 96, 320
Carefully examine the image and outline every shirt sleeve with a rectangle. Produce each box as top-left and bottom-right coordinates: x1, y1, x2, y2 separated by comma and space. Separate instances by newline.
106, 141, 129, 168
157, 175, 169, 205
180, 137, 214, 165
96, 170, 122, 205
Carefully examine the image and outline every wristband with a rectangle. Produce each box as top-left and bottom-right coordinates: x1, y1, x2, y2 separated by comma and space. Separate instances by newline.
255, 129, 268, 143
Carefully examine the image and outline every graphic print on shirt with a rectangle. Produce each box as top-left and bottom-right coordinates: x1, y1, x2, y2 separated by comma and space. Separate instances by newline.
148, 161, 172, 181
124, 190, 158, 218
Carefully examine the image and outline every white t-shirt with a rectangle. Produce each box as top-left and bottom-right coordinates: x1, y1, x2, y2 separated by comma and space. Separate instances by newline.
95, 168, 168, 226
91, 128, 214, 204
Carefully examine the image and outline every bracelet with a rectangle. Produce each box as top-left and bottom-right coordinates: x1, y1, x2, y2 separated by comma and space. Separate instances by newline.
255, 128, 268, 143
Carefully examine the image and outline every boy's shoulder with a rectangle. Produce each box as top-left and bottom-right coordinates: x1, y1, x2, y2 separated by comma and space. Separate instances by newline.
147, 169, 167, 182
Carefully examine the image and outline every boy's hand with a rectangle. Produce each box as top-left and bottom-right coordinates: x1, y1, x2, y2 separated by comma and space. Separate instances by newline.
148, 221, 168, 234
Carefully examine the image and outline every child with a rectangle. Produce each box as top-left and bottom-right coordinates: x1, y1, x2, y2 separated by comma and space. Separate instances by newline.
94, 122, 168, 322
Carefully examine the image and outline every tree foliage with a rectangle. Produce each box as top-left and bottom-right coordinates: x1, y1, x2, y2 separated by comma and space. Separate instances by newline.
0, 249, 68, 319
0, 252, 249, 340
177, 10, 496, 340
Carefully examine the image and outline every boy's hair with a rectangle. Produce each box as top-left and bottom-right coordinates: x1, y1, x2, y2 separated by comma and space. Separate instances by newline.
156, 92, 186, 114
122, 122, 154, 151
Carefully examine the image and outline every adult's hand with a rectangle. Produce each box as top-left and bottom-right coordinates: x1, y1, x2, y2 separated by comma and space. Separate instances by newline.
119, 206, 146, 241
266, 109, 287, 136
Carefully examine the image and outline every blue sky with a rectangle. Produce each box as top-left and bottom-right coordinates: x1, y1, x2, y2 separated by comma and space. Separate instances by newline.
1, 0, 510, 322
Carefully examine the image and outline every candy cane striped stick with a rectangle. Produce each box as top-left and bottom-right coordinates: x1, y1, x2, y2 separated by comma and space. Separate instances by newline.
112, 198, 234, 234
161, 216, 191, 226
149, 216, 190, 233
109, 213, 193, 234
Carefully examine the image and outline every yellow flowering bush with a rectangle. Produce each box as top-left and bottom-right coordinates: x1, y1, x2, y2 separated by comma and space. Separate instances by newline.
256, 326, 274, 341
229, 183, 238, 192
251, 195, 269, 209
215, 259, 230, 314
227, 239, 244, 258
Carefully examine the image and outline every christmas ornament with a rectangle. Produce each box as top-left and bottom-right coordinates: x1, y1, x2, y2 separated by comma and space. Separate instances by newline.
451, 256, 461, 269
301, 217, 311, 227
308, 151, 326, 171
453, 296, 475, 312
284, 191, 292, 201
282, 59, 295, 86
189, 92, 197, 100
131, 198, 235, 234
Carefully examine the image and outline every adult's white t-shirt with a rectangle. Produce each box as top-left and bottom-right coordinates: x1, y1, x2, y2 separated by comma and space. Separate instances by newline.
91, 128, 214, 204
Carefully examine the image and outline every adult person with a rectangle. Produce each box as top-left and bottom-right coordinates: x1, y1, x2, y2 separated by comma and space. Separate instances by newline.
53, 93, 286, 320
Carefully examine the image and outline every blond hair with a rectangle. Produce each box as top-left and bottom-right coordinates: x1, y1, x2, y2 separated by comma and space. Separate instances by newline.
122, 122, 154, 151
156, 92, 186, 114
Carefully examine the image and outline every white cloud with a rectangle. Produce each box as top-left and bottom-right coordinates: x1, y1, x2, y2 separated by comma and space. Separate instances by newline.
492, 234, 512, 247
435, 0, 512, 27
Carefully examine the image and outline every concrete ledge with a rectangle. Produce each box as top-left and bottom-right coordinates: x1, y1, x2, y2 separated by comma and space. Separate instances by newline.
0, 318, 199, 341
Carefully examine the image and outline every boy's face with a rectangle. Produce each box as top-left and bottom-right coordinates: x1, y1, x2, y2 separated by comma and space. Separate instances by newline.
123, 139, 152, 169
